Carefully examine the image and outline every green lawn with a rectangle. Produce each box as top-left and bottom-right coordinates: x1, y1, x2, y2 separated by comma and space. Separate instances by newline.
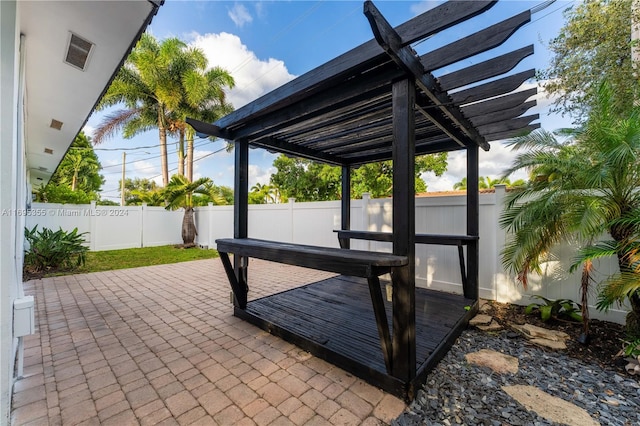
76, 245, 219, 274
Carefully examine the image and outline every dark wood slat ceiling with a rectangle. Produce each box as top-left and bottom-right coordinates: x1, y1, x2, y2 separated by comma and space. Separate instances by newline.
187, 0, 539, 166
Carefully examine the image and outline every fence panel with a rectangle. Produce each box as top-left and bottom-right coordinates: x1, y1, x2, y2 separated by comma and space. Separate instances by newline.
27, 191, 629, 324
142, 206, 183, 248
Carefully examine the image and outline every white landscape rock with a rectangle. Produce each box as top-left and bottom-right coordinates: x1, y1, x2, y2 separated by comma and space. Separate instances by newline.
469, 314, 493, 326
510, 323, 570, 349
465, 349, 519, 374
502, 385, 599, 426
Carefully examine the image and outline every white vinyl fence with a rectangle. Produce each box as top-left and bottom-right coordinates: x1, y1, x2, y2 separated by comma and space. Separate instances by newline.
26, 186, 629, 324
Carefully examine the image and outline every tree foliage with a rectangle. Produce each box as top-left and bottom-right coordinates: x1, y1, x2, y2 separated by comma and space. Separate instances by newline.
500, 82, 640, 336
542, 0, 640, 119
269, 153, 448, 202
452, 176, 526, 191
36, 132, 104, 203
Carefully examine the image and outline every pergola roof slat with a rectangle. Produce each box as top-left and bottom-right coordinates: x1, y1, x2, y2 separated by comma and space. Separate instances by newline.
420, 11, 531, 72
461, 87, 537, 118
450, 69, 535, 105
484, 123, 541, 141
438, 45, 534, 91
468, 100, 536, 127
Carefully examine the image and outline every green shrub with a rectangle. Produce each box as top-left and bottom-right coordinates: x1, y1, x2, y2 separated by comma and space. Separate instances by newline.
524, 296, 582, 322
24, 225, 88, 273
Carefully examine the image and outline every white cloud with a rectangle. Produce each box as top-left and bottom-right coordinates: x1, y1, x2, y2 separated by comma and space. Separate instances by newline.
228, 3, 253, 28
248, 164, 275, 188
129, 160, 163, 186
190, 32, 296, 109
82, 125, 96, 138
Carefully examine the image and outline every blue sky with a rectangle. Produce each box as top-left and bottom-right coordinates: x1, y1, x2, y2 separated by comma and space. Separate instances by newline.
84, 0, 574, 203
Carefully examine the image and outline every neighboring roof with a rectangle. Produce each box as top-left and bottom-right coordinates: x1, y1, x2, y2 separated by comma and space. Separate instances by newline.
189, 0, 539, 167
21, 0, 162, 187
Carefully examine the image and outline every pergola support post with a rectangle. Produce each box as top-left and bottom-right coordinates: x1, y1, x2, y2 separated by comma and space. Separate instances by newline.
465, 145, 479, 300
341, 165, 351, 249
391, 78, 416, 381
232, 140, 249, 307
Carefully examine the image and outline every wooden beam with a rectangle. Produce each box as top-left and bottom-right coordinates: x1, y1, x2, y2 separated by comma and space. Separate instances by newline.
186, 117, 229, 139
213, 1, 495, 130
421, 11, 531, 72
391, 78, 416, 381
468, 100, 536, 127
249, 136, 344, 166
450, 69, 535, 105
438, 45, 534, 91
477, 114, 539, 136
462, 88, 537, 118
483, 123, 541, 142
367, 276, 392, 373
364, 1, 488, 151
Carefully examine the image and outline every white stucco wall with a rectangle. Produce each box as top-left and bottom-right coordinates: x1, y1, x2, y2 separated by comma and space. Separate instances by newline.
0, 1, 21, 422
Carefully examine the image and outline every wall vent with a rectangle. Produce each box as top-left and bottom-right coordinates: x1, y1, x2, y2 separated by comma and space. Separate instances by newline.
64, 33, 94, 71
50, 119, 63, 130
44, 148, 54, 155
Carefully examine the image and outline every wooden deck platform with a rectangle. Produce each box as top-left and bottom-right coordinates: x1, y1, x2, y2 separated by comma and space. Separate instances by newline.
234, 275, 476, 401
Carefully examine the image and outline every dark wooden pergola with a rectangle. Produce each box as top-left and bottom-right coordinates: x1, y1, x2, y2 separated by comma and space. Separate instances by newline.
188, 0, 538, 401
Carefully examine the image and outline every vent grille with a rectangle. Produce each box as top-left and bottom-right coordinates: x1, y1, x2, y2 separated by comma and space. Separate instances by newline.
50, 119, 63, 130
64, 33, 93, 70
44, 148, 54, 155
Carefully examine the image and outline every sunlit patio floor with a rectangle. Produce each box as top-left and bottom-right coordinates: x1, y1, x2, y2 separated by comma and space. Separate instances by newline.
12, 258, 406, 425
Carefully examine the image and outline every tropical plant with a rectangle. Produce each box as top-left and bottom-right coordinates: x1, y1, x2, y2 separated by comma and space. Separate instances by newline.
163, 174, 211, 246
524, 296, 582, 322
500, 81, 640, 337
24, 226, 88, 273
250, 183, 282, 204
197, 181, 233, 206
453, 176, 523, 191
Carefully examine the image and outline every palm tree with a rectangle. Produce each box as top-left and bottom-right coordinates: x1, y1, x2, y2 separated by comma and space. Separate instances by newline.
452, 177, 467, 191
500, 82, 640, 337
66, 152, 100, 192
177, 66, 234, 182
94, 34, 202, 187
163, 174, 212, 246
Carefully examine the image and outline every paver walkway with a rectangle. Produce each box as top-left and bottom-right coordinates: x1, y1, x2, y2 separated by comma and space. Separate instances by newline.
12, 258, 405, 425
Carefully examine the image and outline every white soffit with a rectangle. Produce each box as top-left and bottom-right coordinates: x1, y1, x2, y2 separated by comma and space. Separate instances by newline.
19, 0, 159, 186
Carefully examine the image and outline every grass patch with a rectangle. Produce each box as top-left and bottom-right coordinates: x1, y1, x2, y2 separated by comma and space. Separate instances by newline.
30, 245, 219, 278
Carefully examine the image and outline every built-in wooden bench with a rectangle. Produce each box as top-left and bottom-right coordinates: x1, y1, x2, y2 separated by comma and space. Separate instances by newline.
215, 237, 408, 371
335, 230, 478, 290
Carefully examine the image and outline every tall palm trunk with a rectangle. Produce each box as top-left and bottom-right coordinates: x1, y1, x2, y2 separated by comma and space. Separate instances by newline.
181, 206, 197, 246
177, 128, 185, 177
158, 109, 169, 187
186, 135, 194, 182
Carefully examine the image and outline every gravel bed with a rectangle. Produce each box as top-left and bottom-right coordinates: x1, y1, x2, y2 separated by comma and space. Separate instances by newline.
394, 329, 640, 426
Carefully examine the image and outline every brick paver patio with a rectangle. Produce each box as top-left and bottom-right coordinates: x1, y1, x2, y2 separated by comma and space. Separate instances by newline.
12, 258, 406, 425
